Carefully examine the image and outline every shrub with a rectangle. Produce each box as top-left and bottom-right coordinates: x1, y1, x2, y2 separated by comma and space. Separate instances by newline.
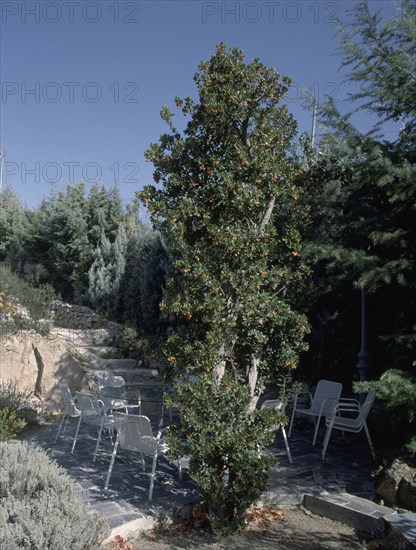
0, 408, 27, 441
0, 380, 36, 429
166, 373, 282, 529
354, 369, 416, 457
0, 264, 58, 336
116, 325, 140, 359
0, 440, 109, 549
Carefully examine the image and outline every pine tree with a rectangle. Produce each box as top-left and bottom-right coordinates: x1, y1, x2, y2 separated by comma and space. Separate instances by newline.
0, 186, 30, 272
299, 0, 416, 377
88, 223, 127, 314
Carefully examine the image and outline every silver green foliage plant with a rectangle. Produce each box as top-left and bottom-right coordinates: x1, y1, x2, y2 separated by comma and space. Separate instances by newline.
0, 440, 109, 549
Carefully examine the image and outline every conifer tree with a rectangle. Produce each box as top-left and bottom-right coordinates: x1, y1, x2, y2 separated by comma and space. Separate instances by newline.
300, 0, 416, 375
88, 223, 127, 314
0, 186, 30, 271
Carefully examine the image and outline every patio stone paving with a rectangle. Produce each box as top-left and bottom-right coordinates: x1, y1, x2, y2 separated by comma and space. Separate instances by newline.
18, 417, 377, 531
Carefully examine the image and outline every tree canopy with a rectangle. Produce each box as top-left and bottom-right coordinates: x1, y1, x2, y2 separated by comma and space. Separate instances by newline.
139, 43, 310, 523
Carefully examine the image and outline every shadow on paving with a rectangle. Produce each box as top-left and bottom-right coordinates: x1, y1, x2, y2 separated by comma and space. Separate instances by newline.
18, 417, 376, 530
265, 421, 376, 506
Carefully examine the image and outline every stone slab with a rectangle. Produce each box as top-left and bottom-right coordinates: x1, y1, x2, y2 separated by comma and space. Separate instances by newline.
384, 512, 416, 548
303, 493, 392, 535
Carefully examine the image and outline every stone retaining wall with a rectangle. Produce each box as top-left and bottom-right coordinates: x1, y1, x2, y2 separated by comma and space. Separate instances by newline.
50, 301, 120, 333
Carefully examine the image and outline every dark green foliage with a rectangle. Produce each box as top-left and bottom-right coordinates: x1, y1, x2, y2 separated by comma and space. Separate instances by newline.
298, 1, 416, 382
0, 264, 57, 336
140, 44, 310, 525
120, 222, 172, 336
115, 324, 140, 359
335, 0, 415, 155
0, 408, 27, 441
166, 373, 282, 529
0, 186, 30, 271
27, 182, 125, 303
0, 381, 37, 441
355, 370, 416, 456
0, 440, 108, 549
0, 381, 34, 423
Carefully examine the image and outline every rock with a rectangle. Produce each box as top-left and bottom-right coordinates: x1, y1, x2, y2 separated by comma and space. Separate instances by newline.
50, 300, 122, 333
377, 458, 416, 511
0, 331, 89, 411
50, 327, 117, 347
398, 473, 416, 511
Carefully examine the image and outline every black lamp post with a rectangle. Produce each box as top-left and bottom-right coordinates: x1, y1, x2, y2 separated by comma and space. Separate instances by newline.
356, 287, 372, 381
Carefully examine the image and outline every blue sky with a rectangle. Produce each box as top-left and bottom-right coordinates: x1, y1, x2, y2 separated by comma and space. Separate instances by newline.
0, 0, 399, 209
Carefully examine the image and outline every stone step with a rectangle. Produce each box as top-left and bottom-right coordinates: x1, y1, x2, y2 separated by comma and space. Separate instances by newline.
303, 493, 394, 536
82, 358, 137, 370
85, 368, 160, 385
87, 346, 120, 358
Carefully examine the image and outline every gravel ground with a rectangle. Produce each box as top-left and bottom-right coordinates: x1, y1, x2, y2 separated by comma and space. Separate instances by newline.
111, 505, 385, 550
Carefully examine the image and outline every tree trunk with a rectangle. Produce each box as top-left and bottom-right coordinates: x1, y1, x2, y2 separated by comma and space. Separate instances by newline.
247, 356, 260, 410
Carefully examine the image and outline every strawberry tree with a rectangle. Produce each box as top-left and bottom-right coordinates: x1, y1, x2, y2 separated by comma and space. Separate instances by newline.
139, 44, 309, 527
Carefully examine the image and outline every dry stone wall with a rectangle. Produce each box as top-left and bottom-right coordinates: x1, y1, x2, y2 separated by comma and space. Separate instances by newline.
50, 301, 120, 333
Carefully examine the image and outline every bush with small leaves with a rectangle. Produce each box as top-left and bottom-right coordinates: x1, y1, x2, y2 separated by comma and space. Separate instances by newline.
116, 324, 140, 359
0, 264, 57, 337
0, 408, 26, 442
0, 380, 37, 430
0, 440, 109, 549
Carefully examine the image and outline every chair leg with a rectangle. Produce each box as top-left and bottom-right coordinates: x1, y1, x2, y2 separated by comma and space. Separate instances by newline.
281, 426, 293, 464
93, 421, 106, 462
62, 415, 71, 436
363, 422, 377, 461
71, 416, 83, 454
312, 414, 322, 446
54, 413, 67, 444
288, 397, 298, 437
148, 451, 158, 501
104, 435, 120, 489
321, 424, 334, 460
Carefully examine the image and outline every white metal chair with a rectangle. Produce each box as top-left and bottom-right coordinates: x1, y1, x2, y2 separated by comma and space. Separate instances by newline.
104, 412, 168, 501
261, 399, 292, 464
71, 391, 118, 462
54, 380, 81, 443
322, 389, 376, 461
288, 380, 343, 446
97, 374, 141, 414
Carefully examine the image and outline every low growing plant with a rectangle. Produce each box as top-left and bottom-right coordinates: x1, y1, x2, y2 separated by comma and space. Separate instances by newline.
0, 380, 36, 428
0, 407, 27, 441
0, 440, 109, 549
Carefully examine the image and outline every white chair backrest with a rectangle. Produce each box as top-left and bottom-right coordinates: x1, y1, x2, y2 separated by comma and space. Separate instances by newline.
59, 380, 78, 415
359, 389, 376, 421
312, 380, 343, 413
59, 380, 73, 405
74, 392, 103, 424
113, 412, 157, 455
